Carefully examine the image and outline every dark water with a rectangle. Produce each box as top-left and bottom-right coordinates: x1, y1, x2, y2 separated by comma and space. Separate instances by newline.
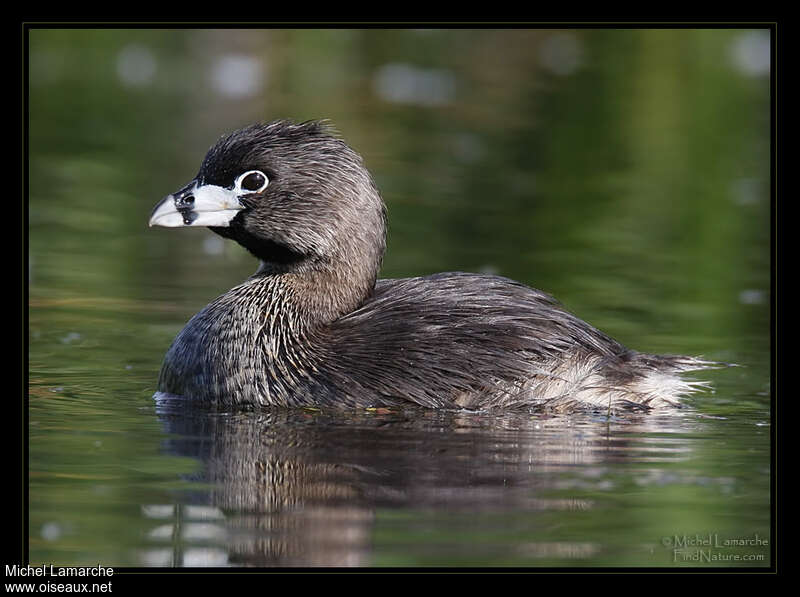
27, 27, 771, 568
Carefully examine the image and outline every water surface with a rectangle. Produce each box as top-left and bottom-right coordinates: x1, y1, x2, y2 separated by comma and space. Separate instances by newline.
27, 27, 771, 569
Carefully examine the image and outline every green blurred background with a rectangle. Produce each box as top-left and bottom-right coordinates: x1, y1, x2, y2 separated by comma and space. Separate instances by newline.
27, 27, 771, 568
29, 27, 770, 354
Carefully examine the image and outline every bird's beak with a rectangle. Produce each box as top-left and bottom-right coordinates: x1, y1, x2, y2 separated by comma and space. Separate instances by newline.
149, 180, 245, 228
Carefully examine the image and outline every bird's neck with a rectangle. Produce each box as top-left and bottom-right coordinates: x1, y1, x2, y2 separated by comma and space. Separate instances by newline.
253, 259, 377, 327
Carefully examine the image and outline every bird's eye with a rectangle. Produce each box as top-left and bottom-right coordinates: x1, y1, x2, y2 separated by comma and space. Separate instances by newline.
235, 170, 269, 193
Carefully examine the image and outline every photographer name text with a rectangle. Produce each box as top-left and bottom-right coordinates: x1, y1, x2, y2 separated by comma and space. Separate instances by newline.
663, 533, 768, 548
5, 565, 113, 578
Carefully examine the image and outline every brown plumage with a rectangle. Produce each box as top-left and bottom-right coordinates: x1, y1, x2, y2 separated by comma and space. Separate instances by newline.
150, 120, 718, 412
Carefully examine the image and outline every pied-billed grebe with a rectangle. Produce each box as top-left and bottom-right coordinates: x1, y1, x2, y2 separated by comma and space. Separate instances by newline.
149, 120, 715, 412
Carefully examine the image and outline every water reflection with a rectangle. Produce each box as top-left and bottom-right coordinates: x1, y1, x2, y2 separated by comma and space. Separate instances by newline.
144, 399, 709, 567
